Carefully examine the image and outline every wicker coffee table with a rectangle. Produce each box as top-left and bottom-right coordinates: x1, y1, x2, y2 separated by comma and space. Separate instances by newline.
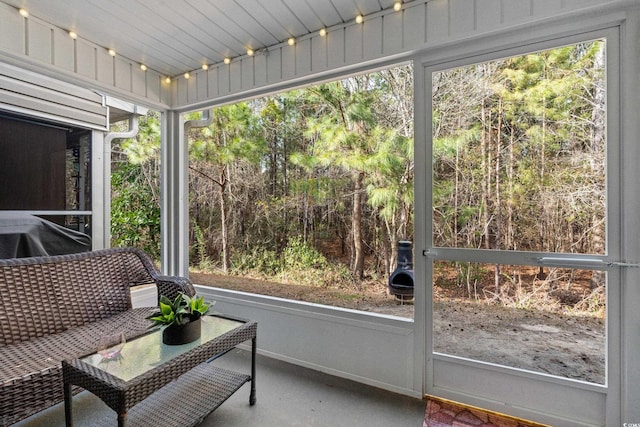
62, 314, 257, 427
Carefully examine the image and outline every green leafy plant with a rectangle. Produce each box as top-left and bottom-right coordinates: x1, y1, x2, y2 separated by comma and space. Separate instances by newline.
147, 293, 213, 327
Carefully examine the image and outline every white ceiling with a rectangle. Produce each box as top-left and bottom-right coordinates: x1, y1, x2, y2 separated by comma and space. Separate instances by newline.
2, 0, 400, 78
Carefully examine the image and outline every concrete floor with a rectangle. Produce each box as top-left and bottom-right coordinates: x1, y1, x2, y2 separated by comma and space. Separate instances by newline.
14, 349, 426, 427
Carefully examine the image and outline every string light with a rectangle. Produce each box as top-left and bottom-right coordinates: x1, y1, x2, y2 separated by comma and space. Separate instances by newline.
184, 72, 190, 79
18, 8, 29, 17
319, 28, 327, 37
108, 48, 116, 56
165, 77, 171, 84
355, 15, 364, 24
202, 64, 209, 70
68, 31, 78, 39
288, 38, 295, 46
140, 64, 147, 71
224, 57, 231, 64
247, 48, 254, 56
393, 1, 402, 12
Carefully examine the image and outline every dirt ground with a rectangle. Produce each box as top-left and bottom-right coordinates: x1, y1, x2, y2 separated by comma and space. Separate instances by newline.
191, 271, 605, 384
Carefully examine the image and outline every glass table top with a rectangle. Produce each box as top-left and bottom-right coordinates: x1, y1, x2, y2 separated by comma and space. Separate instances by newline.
80, 315, 244, 381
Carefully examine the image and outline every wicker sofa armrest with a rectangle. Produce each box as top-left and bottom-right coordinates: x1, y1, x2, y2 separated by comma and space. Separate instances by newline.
154, 274, 196, 301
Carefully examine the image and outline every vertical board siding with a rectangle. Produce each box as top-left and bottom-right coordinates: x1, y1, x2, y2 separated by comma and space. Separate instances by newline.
29, 20, 52, 64
296, 39, 313, 76
403, 3, 427, 50
344, 25, 364, 65
53, 29, 74, 73
241, 57, 255, 90
502, 0, 534, 24
218, 64, 231, 96
132, 67, 146, 97
267, 47, 283, 83
114, 57, 131, 92
254, 54, 268, 88
383, 12, 404, 53
282, 44, 296, 80
475, 0, 504, 32
311, 36, 328, 73
449, 0, 476, 36
76, 41, 96, 80
0, 0, 618, 110
426, 0, 450, 45
207, 67, 219, 99
96, 50, 114, 86
363, 17, 384, 59
0, 3, 23, 54
327, 29, 346, 70
532, 0, 566, 17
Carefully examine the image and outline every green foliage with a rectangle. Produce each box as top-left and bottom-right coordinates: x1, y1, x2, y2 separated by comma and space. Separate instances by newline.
111, 161, 161, 257
231, 246, 281, 275
283, 236, 328, 270
147, 293, 212, 326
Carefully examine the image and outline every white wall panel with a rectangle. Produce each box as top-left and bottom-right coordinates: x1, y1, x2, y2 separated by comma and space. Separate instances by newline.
404, 3, 426, 50
532, 0, 566, 17
114, 57, 131, 92
0, 3, 23, 54
96, 49, 114, 86
132, 67, 146, 97
76, 40, 96, 80
207, 67, 219, 99
197, 286, 419, 397
53, 29, 74, 73
449, 0, 475, 36
476, 0, 503, 32
267, 47, 283, 83
344, 25, 363, 65
502, 0, 533, 25
383, 11, 404, 53
29, 20, 51, 64
241, 57, 255, 90
230, 61, 242, 93
295, 39, 312, 76
363, 17, 383, 59
187, 73, 198, 103
311, 36, 328, 73
196, 70, 207, 101
426, 0, 449, 45
218, 64, 231, 96
282, 44, 296, 80
254, 54, 267, 88
327, 29, 346, 69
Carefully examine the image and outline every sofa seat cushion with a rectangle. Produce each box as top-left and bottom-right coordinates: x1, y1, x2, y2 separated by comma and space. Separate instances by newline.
0, 306, 156, 386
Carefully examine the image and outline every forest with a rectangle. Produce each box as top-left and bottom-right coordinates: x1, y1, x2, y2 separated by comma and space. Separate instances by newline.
110, 40, 606, 314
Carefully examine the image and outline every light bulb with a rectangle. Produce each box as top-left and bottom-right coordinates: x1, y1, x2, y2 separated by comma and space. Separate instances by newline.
19, 8, 29, 18
288, 38, 295, 46
393, 1, 402, 12
247, 48, 254, 56
355, 15, 363, 24
319, 28, 327, 37
224, 57, 231, 64
140, 64, 147, 71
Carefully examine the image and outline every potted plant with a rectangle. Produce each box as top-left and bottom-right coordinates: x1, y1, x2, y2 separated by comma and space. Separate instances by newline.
147, 293, 213, 345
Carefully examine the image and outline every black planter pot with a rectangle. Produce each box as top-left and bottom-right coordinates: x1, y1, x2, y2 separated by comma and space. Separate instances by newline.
162, 317, 202, 345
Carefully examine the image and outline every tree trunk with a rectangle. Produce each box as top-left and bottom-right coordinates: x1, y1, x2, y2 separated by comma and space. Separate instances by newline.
352, 171, 365, 280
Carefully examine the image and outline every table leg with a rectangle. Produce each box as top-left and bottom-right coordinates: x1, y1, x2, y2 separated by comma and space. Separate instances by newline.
118, 412, 128, 427
250, 336, 257, 405
64, 382, 73, 427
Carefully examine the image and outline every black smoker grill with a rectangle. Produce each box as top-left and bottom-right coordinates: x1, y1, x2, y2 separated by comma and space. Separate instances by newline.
388, 240, 414, 301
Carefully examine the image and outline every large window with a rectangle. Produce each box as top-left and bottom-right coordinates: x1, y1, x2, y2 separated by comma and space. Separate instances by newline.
187, 65, 415, 319
430, 40, 607, 383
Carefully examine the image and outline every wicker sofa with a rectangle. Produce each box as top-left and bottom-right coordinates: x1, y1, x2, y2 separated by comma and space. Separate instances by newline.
0, 247, 195, 426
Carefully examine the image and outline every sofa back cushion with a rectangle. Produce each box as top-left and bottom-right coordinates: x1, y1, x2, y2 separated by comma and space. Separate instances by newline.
0, 248, 156, 345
